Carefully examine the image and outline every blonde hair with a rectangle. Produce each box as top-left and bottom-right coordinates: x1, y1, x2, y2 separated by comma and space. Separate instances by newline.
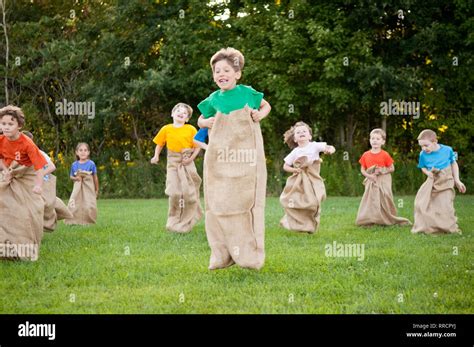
283, 121, 312, 149
171, 103, 193, 119
370, 128, 386, 140
210, 47, 245, 72
75, 142, 91, 161
417, 129, 437, 142
0, 105, 25, 127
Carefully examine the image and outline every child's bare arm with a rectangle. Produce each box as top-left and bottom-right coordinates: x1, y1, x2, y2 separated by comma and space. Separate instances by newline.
93, 174, 100, 196
43, 161, 56, 176
183, 147, 201, 165
451, 161, 466, 193
377, 164, 394, 175
361, 166, 377, 182
0, 159, 6, 171
150, 145, 162, 164
193, 139, 208, 150
421, 167, 433, 178
251, 99, 271, 122
323, 145, 336, 155
283, 163, 301, 174
198, 115, 215, 129
33, 167, 46, 194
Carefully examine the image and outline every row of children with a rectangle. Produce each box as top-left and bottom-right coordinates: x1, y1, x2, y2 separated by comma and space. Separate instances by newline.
0, 105, 99, 260
150, 47, 466, 271
279, 124, 466, 234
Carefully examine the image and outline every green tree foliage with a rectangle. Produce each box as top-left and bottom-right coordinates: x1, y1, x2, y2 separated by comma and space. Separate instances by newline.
0, 0, 472, 197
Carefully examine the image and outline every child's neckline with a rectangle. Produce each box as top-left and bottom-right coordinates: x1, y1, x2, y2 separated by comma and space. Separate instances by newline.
370, 148, 382, 154
219, 84, 240, 94
172, 123, 186, 128
4, 132, 21, 141
297, 141, 312, 148
78, 159, 89, 164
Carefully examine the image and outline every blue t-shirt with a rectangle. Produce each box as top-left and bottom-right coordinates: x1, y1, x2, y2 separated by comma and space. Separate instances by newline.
417, 144, 456, 170
194, 128, 209, 143
70, 160, 97, 177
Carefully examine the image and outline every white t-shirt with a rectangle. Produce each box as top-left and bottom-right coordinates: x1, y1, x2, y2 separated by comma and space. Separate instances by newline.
284, 141, 327, 166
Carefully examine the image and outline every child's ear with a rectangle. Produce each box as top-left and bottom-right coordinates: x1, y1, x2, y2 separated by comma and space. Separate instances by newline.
236, 71, 242, 80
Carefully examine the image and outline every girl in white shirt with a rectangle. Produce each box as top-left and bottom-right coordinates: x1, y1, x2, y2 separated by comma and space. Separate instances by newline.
283, 121, 335, 173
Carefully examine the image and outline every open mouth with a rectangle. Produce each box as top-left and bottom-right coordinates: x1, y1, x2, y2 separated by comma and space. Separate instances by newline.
218, 78, 229, 84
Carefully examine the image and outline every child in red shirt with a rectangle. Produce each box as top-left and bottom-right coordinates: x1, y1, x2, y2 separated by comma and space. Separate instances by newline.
356, 128, 410, 226
0, 105, 47, 194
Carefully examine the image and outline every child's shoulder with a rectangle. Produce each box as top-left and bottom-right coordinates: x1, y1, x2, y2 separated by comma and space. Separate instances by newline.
184, 124, 197, 131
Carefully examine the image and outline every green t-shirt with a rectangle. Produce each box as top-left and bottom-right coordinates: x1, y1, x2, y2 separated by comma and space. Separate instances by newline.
197, 84, 264, 119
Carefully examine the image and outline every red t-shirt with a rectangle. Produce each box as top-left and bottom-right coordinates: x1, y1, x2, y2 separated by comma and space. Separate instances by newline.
0, 133, 47, 170
359, 150, 394, 169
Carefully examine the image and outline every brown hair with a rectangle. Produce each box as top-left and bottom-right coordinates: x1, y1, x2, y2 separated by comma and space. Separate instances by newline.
370, 128, 386, 141
0, 105, 25, 127
283, 121, 312, 149
210, 47, 245, 72
417, 129, 437, 142
75, 142, 91, 160
171, 103, 193, 119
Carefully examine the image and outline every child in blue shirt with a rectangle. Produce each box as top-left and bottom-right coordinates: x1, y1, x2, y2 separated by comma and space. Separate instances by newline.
412, 129, 466, 234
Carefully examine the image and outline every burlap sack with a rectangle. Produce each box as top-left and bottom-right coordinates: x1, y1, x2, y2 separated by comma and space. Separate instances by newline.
203, 106, 266, 270
65, 170, 97, 225
165, 149, 203, 233
55, 197, 73, 221
0, 162, 44, 261
280, 157, 326, 233
412, 166, 460, 234
42, 174, 73, 231
356, 166, 411, 226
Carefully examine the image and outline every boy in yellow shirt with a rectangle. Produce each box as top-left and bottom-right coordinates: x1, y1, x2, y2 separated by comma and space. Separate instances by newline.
150, 103, 202, 233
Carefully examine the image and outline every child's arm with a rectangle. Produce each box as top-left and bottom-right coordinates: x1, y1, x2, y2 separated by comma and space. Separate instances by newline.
43, 161, 56, 176
0, 159, 6, 171
70, 175, 82, 182
361, 166, 377, 183
33, 167, 46, 194
198, 115, 215, 129
375, 164, 394, 175
182, 147, 201, 165
150, 145, 163, 164
251, 99, 271, 122
421, 167, 433, 178
451, 161, 466, 193
283, 163, 301, 174
193, 139, 208, 150
323, 145, 336, 155
93, 174, 100, 197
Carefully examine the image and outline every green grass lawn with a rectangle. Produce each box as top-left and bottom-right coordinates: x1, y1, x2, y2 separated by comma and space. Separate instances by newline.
1, 196, 473, 314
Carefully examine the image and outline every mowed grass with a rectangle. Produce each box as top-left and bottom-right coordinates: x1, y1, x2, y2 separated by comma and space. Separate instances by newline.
1, 196, 473, 314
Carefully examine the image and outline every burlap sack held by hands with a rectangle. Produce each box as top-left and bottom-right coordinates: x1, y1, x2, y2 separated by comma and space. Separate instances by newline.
0, 162, 44, 260
42, 174, 73, 231
165, 149, 203, 233
356, 166, 411, 226
204, 106, 266, 270
65, 170, 97, 225
412, 166, 460, 234
280, 157, 326, 233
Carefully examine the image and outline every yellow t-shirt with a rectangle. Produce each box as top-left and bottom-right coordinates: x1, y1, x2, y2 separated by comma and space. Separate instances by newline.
153, 124, 197, 153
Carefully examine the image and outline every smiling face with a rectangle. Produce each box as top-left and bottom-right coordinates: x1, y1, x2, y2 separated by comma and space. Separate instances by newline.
418, 138, 438, 153
294, 125, 312, 143
171, 106, 190, 124
213, 59, 241, 91
370, 133, 385, 150
76, 144, 90, 161
0, 115, 21, 139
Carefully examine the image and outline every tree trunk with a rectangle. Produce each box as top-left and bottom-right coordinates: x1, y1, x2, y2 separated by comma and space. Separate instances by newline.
1, 0, 9, 104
